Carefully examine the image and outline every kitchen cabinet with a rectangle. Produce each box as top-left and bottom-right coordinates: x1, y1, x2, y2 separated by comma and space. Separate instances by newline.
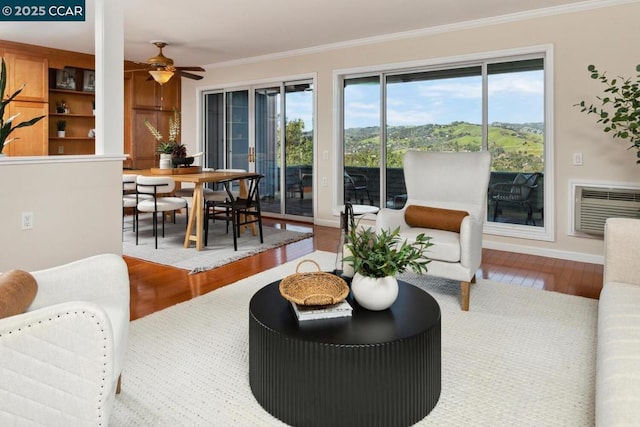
3, 101, 48, 156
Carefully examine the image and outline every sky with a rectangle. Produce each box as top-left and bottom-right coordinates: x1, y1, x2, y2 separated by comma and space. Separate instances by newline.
344, 70, 544, 129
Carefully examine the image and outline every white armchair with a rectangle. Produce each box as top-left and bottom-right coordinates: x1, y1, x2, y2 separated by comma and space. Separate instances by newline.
0, 254, 130, 426
376, 150, 492, 311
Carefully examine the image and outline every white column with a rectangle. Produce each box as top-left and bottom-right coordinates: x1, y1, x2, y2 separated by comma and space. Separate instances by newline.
94, 0, 124, 155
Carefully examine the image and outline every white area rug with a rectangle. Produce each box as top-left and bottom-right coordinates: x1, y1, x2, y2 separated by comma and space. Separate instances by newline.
122, 213, 313, 273
111, 251, 597, 426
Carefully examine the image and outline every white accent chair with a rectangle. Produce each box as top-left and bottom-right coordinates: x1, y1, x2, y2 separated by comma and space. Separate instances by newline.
122, 174, 138, 231
376, 150, 492, 311
0, 254, 130, 425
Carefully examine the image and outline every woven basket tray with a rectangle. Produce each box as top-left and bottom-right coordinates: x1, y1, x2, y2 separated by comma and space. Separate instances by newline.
279, 260, 349, 306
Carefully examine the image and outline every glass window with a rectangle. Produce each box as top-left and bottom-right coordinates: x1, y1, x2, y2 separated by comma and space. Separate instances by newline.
487, 59, 544, 227
385, 66, 482, 209
341, 54, 548, 235
343, 76, 380, 207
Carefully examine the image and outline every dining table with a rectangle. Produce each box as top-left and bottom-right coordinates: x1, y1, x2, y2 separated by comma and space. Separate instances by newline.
125, 168, 260, 251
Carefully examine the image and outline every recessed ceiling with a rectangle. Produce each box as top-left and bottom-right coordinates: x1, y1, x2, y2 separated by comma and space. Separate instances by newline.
0, 0, 624, 68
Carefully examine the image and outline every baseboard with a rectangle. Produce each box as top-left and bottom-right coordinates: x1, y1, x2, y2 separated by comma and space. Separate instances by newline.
483, 240, 604, 265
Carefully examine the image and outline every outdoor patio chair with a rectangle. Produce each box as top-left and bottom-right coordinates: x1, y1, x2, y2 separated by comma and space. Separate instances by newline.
489, 172, 540, 225
344, 171, 373, 205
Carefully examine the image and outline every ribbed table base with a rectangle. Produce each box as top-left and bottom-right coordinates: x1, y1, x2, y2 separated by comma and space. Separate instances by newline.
249, 289, 441, 427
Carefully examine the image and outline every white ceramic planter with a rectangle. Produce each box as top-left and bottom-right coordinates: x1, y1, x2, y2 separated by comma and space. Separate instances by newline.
159, 153, 172, 169
57, 130, 65, 138
351, 273, 399, 311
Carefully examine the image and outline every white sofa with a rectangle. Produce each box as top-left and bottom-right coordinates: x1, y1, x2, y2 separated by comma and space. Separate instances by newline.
0, 254, 130, 426
597, 218, 640, 425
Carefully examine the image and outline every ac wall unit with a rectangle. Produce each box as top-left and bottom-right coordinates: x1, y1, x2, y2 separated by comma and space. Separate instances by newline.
575, 186, 640, 235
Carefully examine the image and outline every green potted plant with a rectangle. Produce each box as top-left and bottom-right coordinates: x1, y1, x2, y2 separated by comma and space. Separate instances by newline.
56, 120, 66, 137
0, 57, 46, 155
343, 225, 432, 310
157, 141, 179, 154
575, 64, 640, 162
145, 108, 183, 169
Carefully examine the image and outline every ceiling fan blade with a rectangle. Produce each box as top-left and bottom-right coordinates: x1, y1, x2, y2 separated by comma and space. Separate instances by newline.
175, 66, 205, 72
176, 70, 204, 80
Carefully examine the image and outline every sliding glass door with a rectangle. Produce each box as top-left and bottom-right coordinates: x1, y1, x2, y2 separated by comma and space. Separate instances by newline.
203, 89, 249, 171
283, 82, 313, 217
255, 86, 281, 212
203, 80, 314, 220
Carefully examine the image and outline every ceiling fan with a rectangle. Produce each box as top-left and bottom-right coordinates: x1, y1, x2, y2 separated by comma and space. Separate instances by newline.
133, 41, 205, 84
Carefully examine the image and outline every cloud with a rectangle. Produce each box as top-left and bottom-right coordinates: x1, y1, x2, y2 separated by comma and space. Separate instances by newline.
488, 72, 544, 95
415, 81, 482, 100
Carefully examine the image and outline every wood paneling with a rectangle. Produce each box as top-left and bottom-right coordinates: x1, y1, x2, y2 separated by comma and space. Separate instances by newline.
125, 71, 181, 169
4, 51, 48, 102
4, 101, 48, 156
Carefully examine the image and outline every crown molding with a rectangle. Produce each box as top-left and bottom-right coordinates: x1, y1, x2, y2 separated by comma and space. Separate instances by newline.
206, 0, 639, 69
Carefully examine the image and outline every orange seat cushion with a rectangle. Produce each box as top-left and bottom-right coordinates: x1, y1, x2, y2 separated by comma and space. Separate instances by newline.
405, 205, 469, 233
0, 270, 38, 319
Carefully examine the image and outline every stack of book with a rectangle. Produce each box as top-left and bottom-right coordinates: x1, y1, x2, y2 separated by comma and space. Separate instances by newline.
290, 299, 353, 321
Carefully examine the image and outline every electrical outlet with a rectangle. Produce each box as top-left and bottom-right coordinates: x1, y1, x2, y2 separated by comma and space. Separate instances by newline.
321, 177, 328, 187
21, 212, 34, 230
573, 152, 583, 166
58, 145, 64, 154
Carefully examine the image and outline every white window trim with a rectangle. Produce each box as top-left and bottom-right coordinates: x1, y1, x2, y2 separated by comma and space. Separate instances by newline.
333, 44, 555, 242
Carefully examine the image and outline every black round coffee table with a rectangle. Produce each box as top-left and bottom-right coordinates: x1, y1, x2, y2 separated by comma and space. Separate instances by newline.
249, 279, 441, 427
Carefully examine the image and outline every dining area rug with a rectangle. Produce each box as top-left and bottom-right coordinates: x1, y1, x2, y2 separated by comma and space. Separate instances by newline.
122, 212, 313, 273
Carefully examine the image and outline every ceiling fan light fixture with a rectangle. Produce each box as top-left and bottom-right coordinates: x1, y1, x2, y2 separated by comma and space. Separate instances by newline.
149, 69, 174, 85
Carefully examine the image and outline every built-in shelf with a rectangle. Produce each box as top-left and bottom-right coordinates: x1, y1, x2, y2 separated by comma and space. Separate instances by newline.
49, 70, 95, 155
50, 88, 95, 96
50, 113, 95, 118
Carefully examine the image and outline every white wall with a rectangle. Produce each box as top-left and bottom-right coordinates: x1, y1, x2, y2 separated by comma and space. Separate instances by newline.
180, 2, 640, 263
0, 157, 123, 271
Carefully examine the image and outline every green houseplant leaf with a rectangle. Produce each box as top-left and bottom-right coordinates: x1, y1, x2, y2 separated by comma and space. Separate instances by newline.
343, 225, 432, 278
575, 64, 640, 162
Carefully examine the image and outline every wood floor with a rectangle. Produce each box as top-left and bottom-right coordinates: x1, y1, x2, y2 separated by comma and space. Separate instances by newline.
124, 218, 604, 321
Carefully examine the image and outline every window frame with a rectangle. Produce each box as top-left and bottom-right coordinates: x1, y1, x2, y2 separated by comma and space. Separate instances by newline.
333, 45, 554, 242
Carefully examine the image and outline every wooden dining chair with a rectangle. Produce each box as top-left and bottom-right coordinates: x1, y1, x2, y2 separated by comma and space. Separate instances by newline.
207, 174, 264, 250
203, 169, 245, 246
